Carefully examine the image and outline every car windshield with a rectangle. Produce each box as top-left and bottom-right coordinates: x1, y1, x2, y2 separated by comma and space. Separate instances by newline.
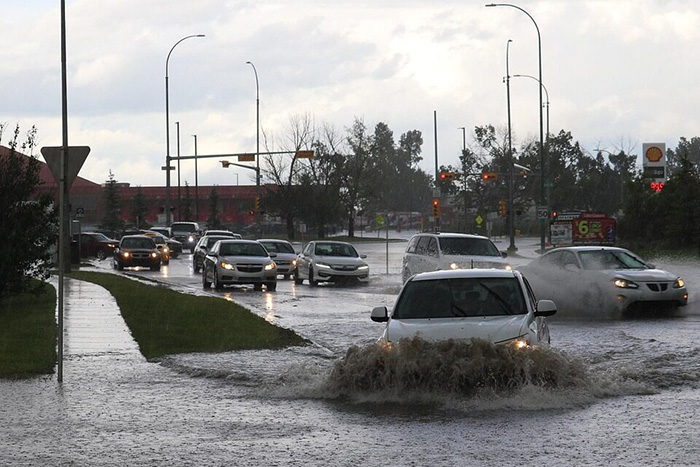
261, 241, 295, 254
121, 237, 155, 249
314, 243, 358, 257
91, 233, 111, 241
149, 236, 165, 245
206, 236, 230, 248
171, 224, 196, 233
393, 277, 526, 319
438, 237, 500, 256
219, 242, 268, 257
578, 250, 648, 270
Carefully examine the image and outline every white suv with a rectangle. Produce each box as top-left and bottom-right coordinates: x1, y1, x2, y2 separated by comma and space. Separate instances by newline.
402, 232, 510, 282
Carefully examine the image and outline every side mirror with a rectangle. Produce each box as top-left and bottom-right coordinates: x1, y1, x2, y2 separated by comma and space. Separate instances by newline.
501, 251, 508, 258
647, 263, 656, 269
269, 252, 277, 258
201, 245, 208, 251
535, 299, 557, 317
360, 254, 367, 259
370, 306, 389, 323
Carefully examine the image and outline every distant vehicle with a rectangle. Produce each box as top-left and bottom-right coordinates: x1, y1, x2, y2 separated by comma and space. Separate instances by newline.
294, 240, 369, 286
141, 230, 182, 258
257, 239, 297, 279
71, 232, 118, 260
203, 229, 242, 239
192, 235, 236, 273
149, 227, 171, 238
518, 246, 689, 316
202, 239, 277, 291
113, 235, 161, 271
170, 222, 201, 253
141, 231, 172, 264
402, 232, 510, 282
371, 269, 556, 346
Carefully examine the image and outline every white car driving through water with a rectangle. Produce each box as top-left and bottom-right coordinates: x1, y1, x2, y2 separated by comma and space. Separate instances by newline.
371, 269, 557, 347
518, 246, 688, 317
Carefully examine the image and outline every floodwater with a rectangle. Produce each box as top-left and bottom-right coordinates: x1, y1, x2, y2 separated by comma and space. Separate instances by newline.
3, 235, 700, 465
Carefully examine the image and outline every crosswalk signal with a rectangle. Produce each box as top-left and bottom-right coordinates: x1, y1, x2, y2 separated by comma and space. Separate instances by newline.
432, 198, 440, 218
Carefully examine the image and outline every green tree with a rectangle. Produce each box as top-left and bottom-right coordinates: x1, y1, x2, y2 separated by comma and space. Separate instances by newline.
100, 171, 123, 235
206, 187, 222, 229
0, 124, 58, 299
131, 186, 149, 229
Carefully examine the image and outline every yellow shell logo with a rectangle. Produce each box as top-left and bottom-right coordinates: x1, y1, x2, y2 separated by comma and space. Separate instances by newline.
646, 146, 663, 162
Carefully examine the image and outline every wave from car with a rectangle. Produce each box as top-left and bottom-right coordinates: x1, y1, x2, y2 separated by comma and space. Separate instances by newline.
517, 246, 688, 317
371, 269, 556, 347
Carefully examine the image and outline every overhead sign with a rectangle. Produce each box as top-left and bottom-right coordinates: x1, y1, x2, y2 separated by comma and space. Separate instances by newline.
238, 154, 256, 162
296, 150, 314, 159
41, 146, 91, 188
642, 142, 666, 183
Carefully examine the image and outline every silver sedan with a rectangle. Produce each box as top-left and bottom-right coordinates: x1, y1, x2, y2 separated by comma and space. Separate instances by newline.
202, 240, 277, 291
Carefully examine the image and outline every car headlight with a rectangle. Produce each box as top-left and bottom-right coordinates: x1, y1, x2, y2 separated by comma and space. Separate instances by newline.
315, 262, 331, 269
221, 261, 235, 270
358, 264, 369, 270
674, 278, 685, 288
450, 263, 460, 270
504, 264, 513, 271
265, 262, 276, 271
121, 251, 130, 258
188, 235, 195, 242
163, 247, 169, 253
614, 278, 639, 289
150, 252, 158, 258
291, 259, 297, 267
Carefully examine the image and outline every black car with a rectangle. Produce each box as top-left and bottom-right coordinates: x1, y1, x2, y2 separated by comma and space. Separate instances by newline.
170, 221, 201, 253
113, 235, 161, 271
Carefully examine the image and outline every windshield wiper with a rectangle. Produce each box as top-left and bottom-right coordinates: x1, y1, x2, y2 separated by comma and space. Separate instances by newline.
480, 283, 514, 315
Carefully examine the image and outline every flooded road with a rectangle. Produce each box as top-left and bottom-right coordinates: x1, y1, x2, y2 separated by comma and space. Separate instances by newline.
3, 234, 700, 465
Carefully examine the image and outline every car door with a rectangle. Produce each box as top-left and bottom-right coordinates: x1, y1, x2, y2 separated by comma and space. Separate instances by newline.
297, 242, 314, 278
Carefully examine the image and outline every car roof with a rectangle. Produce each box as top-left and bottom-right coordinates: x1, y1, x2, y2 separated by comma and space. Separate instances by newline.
411, 232, 490, 240
258, 238, 292, 244
311, 240, 352, 245
410, 268, 520, 282
547, 246, 627, 253
216, 239, 260, 244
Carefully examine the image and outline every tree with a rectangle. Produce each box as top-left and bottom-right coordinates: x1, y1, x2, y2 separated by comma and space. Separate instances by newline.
206, 187, 222, 229
100, 171, 123, 235
131, 186, 149, 229
0, 124, 58, 299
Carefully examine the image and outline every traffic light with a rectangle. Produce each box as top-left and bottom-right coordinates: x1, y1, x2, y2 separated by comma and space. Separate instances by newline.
249, 210, 255, 216
254, 196, 261, 210
499, 199, 507, 217
221, 160, 231, 168
551, 210, 558, 221
439, 171, 456, 181
482, 172, 499, 182
432, 198, 440, 218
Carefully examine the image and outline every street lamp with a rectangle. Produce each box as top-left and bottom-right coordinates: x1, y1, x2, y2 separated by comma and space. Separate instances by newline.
176, 121, 181, 221
504, 39, 516, 253
458, 127, 466, 152
486, 3, 545, 253
193, 134, 199, 221
165, 34, 204, 226
246, 61, 260, 191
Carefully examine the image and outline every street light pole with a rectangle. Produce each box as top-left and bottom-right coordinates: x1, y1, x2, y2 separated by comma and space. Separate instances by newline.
505, 39, 516, 253
486, 3, 545, 253
246, 61, 260, 190
165, 34, 204, 226
458, 127, 466, 152
176, 121, 181, 221
193, 134, 198, 221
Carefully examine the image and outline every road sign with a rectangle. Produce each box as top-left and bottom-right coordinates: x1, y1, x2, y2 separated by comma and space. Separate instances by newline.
41, 146, 90, 188
238, 154, 256, 162
536, 206, 549, 220
75, 207, 85, 218
296, 150, 314, 159
161, 165, 175, 170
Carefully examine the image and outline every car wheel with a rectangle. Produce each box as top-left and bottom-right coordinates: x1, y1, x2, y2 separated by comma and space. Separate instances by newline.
283, 274, 290, 280
202, 268, 212, 289
150, 263, 160, 271
308, 266, 317, 287
96, 249, 106, 261
162, 259, 169, 265
193, 259, 200, 273
266, 281, 277, 291
254, 283, 263, 291
293, 268, 303, 285
117, 261, 124, 271
214, 273, 223, 291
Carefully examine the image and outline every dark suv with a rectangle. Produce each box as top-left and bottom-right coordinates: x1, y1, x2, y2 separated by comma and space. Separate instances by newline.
170, 222, 201, 253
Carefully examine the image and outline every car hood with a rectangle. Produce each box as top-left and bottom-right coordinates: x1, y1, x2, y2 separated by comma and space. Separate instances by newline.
219, 255, 272, 264
271, 252, 297, 261
603, 268, 679, 282
441, 254, 507, 268
314, 256, 366, 266
385, 314, 530, 344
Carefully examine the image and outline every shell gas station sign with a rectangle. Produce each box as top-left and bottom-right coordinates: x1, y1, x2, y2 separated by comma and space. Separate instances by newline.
642, 142, 666, 192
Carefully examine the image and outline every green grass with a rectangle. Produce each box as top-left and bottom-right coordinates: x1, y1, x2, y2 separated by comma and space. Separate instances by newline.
69, 271, 309, 360
0, 281, 57, 378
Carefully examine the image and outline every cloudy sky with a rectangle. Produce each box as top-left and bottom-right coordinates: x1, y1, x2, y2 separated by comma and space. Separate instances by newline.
2, 0, 699, 188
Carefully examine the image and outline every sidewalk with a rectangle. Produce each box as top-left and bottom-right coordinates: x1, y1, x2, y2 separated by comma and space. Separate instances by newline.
52, 275, 143, 361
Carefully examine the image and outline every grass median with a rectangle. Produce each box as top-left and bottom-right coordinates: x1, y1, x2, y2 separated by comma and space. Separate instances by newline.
69, 271, 308, 360
0, 281, 57, 378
